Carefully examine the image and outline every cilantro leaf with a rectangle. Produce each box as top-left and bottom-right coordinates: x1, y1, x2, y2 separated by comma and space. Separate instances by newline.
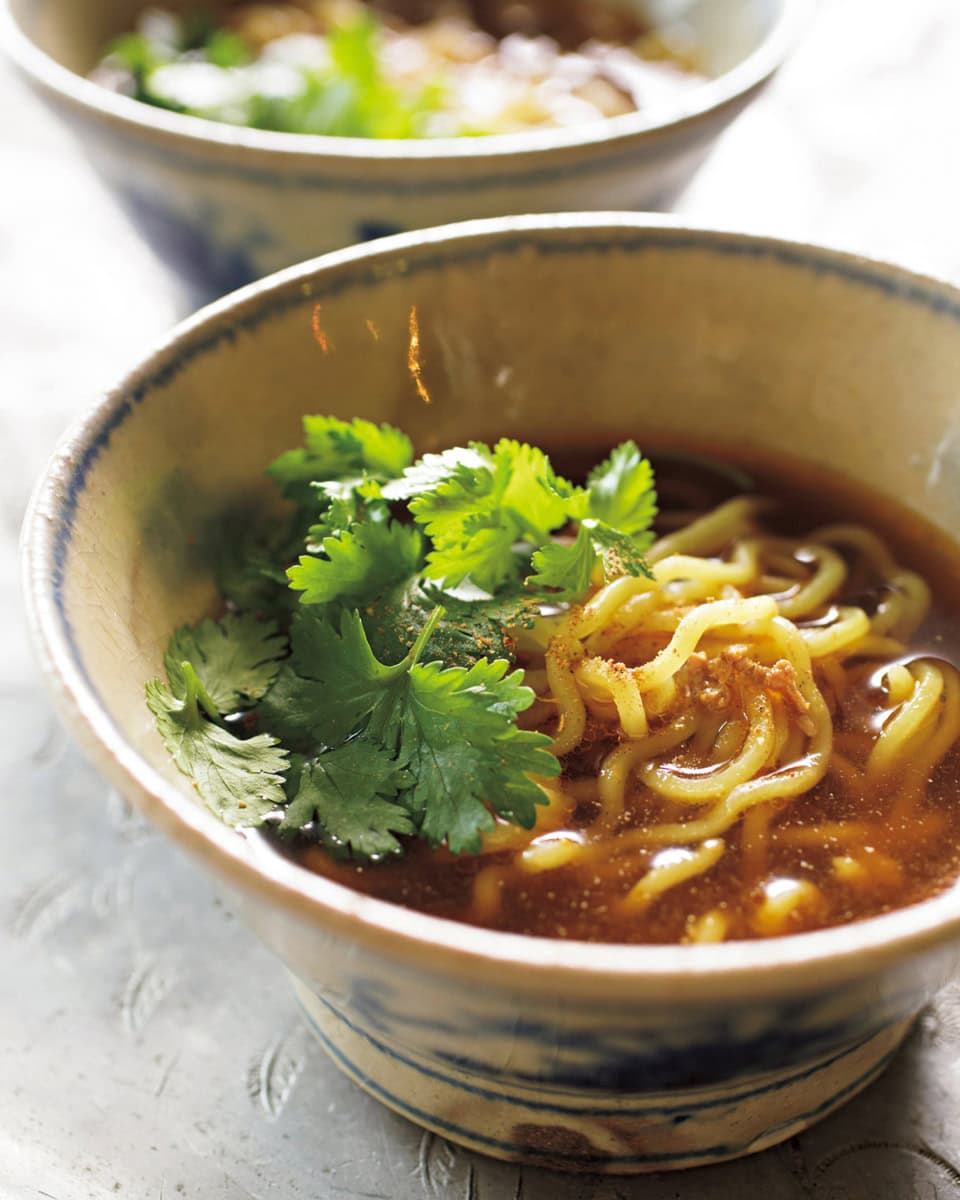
280, 742, 413, 859
147, 678, 287, 827
164, 613, 286, 712
408, 439, 576, 591
204, 29, 252, 68
526, 441, 657, 596
590, 521, 656, 579
100, 9, 452, 139
529, 519, 654, 597
262, 608, 557, 855
374, 656, 558, 854
528, 527, 595, 598
436, 588, 542, 631
104, 31, 171, 78
208, 509, 300, 618
287, 518, 422, 606
422, 517, 519, 593
147, 421, 664, 858
403, 743, 494, 853
264, 450, 332, 509
364, 579, 542, 667
256, 664, 333, 754
248, 10, 445, 138
266, 416, 413, 504
580, 441, 658, 535
304, 481, 390, 553
257, 606, 410, 755
381, 446, 489, 500
304, 415, 412, 477
277, 609, 411, 745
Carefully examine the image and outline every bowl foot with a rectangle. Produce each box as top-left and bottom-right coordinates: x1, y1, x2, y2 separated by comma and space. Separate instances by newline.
291, 976, 911, 1174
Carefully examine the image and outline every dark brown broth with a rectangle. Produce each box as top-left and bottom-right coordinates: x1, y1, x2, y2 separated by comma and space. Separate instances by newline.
274, 443, 960, 943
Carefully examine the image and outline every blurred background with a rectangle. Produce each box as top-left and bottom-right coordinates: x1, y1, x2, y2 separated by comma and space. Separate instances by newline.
3, 1, 960, 1196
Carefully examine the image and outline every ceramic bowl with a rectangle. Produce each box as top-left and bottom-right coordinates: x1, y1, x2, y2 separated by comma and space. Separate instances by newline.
1, 0, 805, 296
23, 214, 960, 1174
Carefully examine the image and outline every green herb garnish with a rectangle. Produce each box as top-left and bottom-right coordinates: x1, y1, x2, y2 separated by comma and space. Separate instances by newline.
99, 9, 447, 138
147, 417, 658, 861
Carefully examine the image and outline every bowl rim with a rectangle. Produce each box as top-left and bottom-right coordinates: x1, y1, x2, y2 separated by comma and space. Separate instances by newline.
0, 0, 809, 169
22, 212, 960, 1002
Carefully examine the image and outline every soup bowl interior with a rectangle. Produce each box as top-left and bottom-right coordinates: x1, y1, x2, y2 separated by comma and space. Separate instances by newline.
25, 216, 960, 1172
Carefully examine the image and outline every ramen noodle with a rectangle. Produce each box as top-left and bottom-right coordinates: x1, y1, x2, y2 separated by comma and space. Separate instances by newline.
290, 450, 960, 943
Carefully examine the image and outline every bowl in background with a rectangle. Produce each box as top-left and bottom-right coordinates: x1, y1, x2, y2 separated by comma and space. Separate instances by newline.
22, 214, 960, 1173
1, 0, 805, 297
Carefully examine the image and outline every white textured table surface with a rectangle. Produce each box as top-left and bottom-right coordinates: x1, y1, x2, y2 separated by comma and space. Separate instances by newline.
4, 2, 960, 1196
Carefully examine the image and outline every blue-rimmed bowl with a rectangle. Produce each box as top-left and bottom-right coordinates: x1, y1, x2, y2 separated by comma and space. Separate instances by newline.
22, 214, 960, 1173
1, 0, 805, 296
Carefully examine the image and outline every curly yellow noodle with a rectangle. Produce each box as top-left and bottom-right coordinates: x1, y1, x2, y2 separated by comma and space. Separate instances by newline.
546, 631, 587, 755
628, 596, 779, 690
763, 616, 823, 700
812, 524, 899, 577
470, 867, 506, 923
561, 779, 601, 807
867, 661, 944, 777
631, 610, 694, 634
768, 702, 791, 766
801, 606, 871, 657
848, 635, 907, 659
514, 611, 569, 654
741, 802, 775, 878
626, 621, 833, 845
760, 574, 802, 592
778, 723, 808, 769
712, 717, 749, 764
778, 821, 872, 847
581, 694, 618, 723
644, 678, 678, 716
574, 658, 649, 737
648, 497, 767, 562
816, 655, 848, 708
651, 542, 761, 588
685, 909, 730, 943
464, 495, 960, 942
772, 544, 848, 619
871, 570, 931, 640
622, 839, 725, 912
584, 591, 661, 655
575, 576, 653, 640
763, 550, 810, 582
690, 713, 726, 759
478, 785, 577, 854
522, 667, 550, 693
884, 663, 915, 706
594, 715, 698, 832
641, 691, 775, 804
826, 750, 862, 787
751, 879, 824, 936
521, 833, 588, 873
888, 664, 960, 822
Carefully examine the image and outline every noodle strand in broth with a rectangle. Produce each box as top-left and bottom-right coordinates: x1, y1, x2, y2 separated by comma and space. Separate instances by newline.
296, 452, 960, 944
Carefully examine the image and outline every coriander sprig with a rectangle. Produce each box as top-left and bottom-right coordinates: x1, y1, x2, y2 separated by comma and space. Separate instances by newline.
147, 417, 658, 860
